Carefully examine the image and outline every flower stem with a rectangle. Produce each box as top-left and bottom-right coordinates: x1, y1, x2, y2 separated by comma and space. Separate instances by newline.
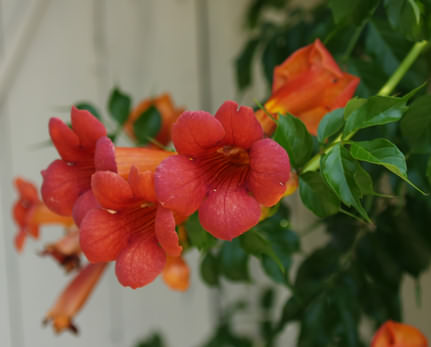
301, 40, 429, 174
377, 40, 429, 97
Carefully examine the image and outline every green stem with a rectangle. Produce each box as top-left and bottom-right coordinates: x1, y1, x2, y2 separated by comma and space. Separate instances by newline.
377, 40, 429, 97
301, 40, 429, 174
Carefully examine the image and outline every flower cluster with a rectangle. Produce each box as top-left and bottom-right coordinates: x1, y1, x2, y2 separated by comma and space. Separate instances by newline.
37, 99, 291, 291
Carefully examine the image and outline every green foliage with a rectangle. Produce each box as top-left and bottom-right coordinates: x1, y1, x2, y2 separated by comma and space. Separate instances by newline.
343, 95, 408, 138
219, 239, 250, 282
108, 87, 131, 125
401, 94, 431, 153
133, 105, 162, 145
321, 144, 370, 221
317, 108, 345, 143
299, 172, 340, 217
185, 213, 217, 251
135, 333, 166, 347
200, 252, 220, 287
273, 114, 313, 169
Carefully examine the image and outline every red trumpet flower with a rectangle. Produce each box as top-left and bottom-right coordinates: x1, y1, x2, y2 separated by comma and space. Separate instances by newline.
256, 39, 359, 136
44, 262, 107, 334
80, 167, 182, 289
41, 107, 173, 225
371, 321, 428, 347
12, 177, 74, 252
155, 100, 291, 240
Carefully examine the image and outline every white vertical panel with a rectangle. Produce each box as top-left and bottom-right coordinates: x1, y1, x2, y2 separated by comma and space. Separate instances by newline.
0, 113, 14, 347
3, 0, 113, 346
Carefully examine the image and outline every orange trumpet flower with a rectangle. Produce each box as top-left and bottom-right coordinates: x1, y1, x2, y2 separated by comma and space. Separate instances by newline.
162, 256, 190, 291
43, 262, 107, 334
256, 39, 359, 136
12, 177, 74, 252
371, 321, 428, 347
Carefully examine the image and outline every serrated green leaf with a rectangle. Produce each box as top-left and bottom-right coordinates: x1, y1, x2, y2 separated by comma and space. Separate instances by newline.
108, 88, 131, 125
343, 95, 407, 138
75, 102, 102, 120
219, 239, 250, 282
350, 138, 426, 194
273, 114, 313, 169
317, 108, 345, 143
133, 105, 162, 145
200, 252, 219, 287
185, 213, 217, 251
299, 172, 340, 217
321, 144, 370, 221
401, 95, 431, 154
240, 230, 284, 273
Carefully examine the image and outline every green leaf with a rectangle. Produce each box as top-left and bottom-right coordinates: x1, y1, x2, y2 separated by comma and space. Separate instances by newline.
353, 164, 374, 197
321, 144, 370, 221
401, 95, 431, 154
273, 114, 313, 169
385, 0, 424, 41
329, 0, 374, 24
299, 172, 340, 218
185, 213, 217, 251
200, 252, 219, 287
317, 108, 344, 143
235, 38, 260, 91
240, 230, 284, 273
133, 105, 162, 145
108, 87, 131, 125
219, 239, 250, 282
343, 95, 408, 138
427, 156, 431, 187
75, 102, 102, 120
350, 138, 426, 194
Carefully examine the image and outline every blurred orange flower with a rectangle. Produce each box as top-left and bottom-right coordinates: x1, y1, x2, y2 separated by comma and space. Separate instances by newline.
125, 93, 184, 146
44, 262, 107, 334
162, 256, 190, 291
12, 177, 74, 252
256, 39, 359, 136
371, 320, 428, 347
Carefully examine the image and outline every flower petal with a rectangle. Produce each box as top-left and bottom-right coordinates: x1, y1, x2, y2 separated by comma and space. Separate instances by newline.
115, 235, 166, 289
214, 100, 263, 149
248, 138, 291, 206
94, 137, 118, 172
14, 229, 26, 253
171, 111, 225, 156
155, 206, 182, 257
91, 171, 134, 210
79, 208, 130, 262
49, 118, 81, 162
71, 106, 107, 149
72, 190, 100, 227
199, 187, 261, 240
41, 160, 90, 216
155, 155, 206, 216
128, 166, 157, 202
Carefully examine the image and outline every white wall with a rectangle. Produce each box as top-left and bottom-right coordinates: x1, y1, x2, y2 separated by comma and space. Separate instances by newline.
0, 1, 430, 347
